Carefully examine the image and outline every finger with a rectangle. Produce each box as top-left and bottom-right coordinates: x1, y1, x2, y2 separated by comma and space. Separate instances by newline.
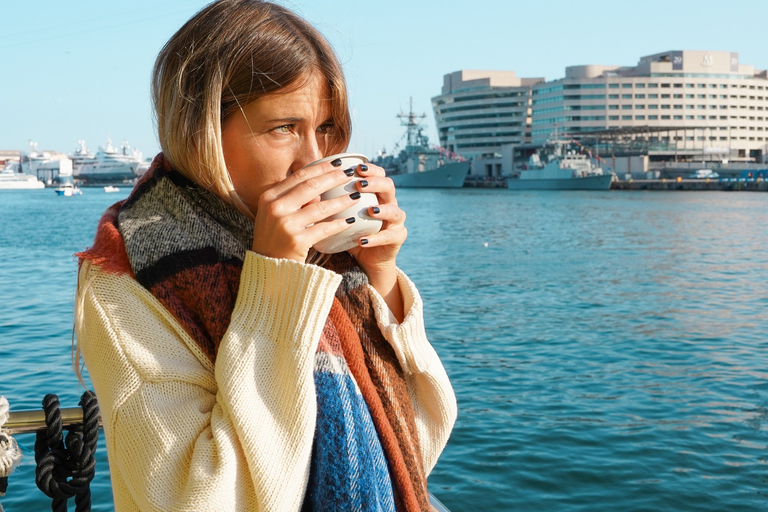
355, 163, 386, 178
261, 166, 354, 217
367, 203, 405, 226
354, 175, 397, 205
304, 215, 364, 247
266, 159, 349, 199
288, 190, 364, 230
358, 224, 407, 248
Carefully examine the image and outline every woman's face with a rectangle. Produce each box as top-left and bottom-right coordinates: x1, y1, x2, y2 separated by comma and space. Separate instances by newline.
221, 72, 336, 215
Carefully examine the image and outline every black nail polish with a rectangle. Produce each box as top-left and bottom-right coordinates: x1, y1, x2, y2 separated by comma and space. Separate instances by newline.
359, 164, 368, 172
349, 191, 361, 200
344, 168, 355, 177
371, 206, 380, 214
360, 238, 369, 246
346, 217, 356, 224
331, 158, 342, 167
359, 180, 369, 188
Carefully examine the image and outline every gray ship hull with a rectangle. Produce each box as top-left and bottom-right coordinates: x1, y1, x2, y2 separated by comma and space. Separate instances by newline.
389, 161, 468, 188
506, 174, 613, 190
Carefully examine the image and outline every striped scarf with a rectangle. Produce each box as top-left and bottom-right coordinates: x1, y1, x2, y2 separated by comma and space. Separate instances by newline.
78, 154, 430, 511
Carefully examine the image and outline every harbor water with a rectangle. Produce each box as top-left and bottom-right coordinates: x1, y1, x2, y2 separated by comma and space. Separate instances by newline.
1, 188, 767, 511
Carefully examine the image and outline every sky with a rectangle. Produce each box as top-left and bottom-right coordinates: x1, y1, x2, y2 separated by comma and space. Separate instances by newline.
2, 0, 767, 161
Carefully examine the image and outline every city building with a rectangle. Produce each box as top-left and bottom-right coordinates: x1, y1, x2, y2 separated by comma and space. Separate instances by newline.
531, 50, 768, 164
431, 70, 543, 177
435, 51, 768, 178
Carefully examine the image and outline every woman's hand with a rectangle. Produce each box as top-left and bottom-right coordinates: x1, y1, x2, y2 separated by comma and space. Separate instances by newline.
347, 163, 407, 321
250, 159, 364, 263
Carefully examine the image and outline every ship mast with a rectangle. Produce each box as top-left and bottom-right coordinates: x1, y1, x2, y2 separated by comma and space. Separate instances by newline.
397, 97, 427, 147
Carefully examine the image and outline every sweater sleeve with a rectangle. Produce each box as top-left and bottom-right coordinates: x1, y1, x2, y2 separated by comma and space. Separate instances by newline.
366, 269, 457, 475
75, 251, 342, 512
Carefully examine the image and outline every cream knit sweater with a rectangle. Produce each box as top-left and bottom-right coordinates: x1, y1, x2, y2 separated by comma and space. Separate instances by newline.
75, 251, 457, 512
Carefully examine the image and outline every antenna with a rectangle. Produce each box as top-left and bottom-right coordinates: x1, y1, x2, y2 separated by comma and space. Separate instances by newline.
397, 97, 427, 147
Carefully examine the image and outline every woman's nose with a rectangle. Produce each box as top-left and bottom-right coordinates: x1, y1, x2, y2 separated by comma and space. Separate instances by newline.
290, 134, 326, 172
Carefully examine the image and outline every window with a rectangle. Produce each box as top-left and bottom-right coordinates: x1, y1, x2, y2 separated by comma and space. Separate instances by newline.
648, 94, 658, 99
661, 83, 671, 88
697, 94, 706, 99
622, 115, 632, 120
673, 115, 682, 119
661, 104, 671, 109
635, 115, 645, 120
608, 105, 619, 110
686, 115, 694, 119
636, 94, 645, 99
674, 94, 683, 98
608, 84, 619, 88
622, 94, 632, 99
661, 94, 671, 98
636, 83, 646, 88
608, 94, 619, 99
649, 83, 659, 88
673, 105, 683, 109
622, 105, 632, 109
609, 115, 619, 120
686, 94, 694, 98
698, 84, 706, 88
673, 83, 683, 88
622, 83, 632, 88
685, 84, 695, 88
661, 115, 670, 119
636, 104, 645, 109
648, 115, 658, 120
648, 104, 659, 109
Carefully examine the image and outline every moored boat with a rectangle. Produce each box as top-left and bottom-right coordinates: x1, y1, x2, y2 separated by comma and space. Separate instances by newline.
374, 99, 469, 188
74, 138, 145, 184
55, 182, 82, 196
506, 132, 615, 191
0, 162, 45, 189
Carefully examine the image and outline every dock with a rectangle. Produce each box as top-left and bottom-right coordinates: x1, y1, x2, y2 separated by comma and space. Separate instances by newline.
610, 179, 768, 192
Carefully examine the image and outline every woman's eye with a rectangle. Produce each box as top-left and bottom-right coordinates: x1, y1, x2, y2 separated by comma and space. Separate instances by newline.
274, 124, 292, 134
317, 123, 334, 134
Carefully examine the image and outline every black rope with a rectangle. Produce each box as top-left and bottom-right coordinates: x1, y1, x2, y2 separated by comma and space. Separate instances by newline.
34, 392, 100, 512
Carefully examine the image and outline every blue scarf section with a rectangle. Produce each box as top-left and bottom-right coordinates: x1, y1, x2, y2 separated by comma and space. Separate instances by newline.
302, 319, 396, 511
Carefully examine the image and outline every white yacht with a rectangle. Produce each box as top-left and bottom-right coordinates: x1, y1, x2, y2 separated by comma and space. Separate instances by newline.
0, 162, 45, 189
74, 138, 145, 183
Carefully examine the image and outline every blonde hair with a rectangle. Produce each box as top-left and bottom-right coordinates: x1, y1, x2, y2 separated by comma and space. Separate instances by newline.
152, 0, 351, 215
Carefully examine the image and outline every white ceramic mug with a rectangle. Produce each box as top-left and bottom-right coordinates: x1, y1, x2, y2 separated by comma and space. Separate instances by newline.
304, 153, 382, 254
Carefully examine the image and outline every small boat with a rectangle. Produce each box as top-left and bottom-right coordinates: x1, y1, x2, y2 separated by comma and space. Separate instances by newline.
506, 130, 615, 191
55, 182, 82, 196
374, 98, 469, 188
103, 185, 120, 193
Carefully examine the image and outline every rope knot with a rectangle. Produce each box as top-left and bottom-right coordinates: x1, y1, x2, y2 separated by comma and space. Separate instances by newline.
0, 396, 23, 498
34, 392, 100, 512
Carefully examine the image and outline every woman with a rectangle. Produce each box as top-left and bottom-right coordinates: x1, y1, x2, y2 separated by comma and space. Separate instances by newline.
75, 1, 456, 511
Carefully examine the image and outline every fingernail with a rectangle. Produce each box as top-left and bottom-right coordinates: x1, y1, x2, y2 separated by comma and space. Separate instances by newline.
359, 180, 369, 188
371, 206, 380, 214
346, 217, 356, 224
344, 168, 355, 177
360, 238, 369, 245
349, 191, 361, 200
359, 164, 368, 172
331, 158, 342, 167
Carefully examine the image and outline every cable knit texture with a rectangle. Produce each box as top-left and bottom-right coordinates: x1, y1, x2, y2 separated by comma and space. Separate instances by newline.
75, 155, 457, 512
